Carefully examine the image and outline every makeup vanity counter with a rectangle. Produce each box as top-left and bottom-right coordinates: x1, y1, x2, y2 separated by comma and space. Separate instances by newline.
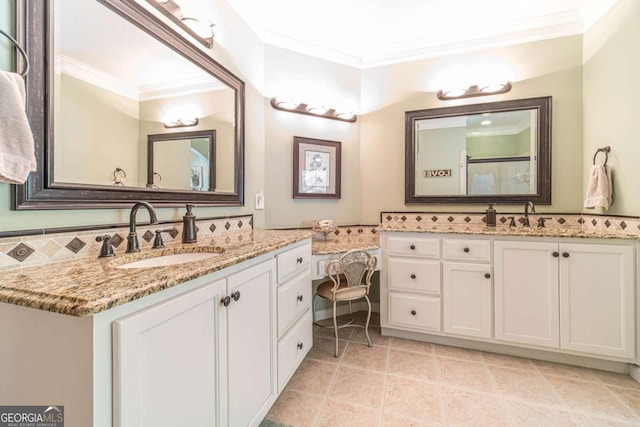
0, 229, 314, 427
310, 231, 381, 280
377, 220, 640, 373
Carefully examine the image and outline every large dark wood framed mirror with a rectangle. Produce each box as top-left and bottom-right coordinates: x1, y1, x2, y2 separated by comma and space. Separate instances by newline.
405, 97, 551, 205
14, 0, 244, 209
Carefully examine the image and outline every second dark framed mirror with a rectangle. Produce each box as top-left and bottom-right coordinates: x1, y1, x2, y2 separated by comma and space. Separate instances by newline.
405, 97, 552, 205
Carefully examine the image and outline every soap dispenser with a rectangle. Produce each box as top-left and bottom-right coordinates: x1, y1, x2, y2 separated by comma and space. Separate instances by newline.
182, 204, 197, 243
485, 203, 497, 227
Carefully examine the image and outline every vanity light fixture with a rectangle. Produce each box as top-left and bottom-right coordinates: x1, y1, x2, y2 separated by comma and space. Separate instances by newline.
147, 0, 215, 48
270, 97, 357, 123
437, 82, 512, 100
308, 106, 329, 115
163, 117, 199, 128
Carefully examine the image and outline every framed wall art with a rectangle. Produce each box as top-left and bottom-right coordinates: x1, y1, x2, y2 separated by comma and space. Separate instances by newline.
292, 136, 341, 199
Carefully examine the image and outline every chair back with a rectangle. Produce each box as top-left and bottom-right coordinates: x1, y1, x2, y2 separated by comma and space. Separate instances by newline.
326, 250, 377, 298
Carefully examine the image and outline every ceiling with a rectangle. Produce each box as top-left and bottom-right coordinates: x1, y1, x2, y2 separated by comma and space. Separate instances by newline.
224, 0, 619, 68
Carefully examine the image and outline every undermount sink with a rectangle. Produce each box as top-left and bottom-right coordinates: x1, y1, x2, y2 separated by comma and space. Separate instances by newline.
116, 252, 221, 269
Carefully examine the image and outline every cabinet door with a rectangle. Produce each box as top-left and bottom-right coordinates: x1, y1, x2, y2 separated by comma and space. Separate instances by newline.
113, 280, 226, 427
226, 260, 276, 427
443, 262, 492, 339
559, 243, 635, 358
494, 241, 559, 348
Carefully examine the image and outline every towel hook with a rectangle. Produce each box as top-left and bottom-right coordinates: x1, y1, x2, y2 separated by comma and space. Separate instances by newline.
0, 28, 29, 77
592, 146, 610, 166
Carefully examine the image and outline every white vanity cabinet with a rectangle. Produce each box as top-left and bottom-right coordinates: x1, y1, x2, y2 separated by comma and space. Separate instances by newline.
559, 243, 634, 358
113, 280, 226, 427
495, 240, 635, 358
385, 234, 441, 332
113, 259, 278, 427
381, 231, 636, 365
275, 242, 313, 392
494, 240, 560, 348
442, 237, 492, 339
0, 238, 313, 427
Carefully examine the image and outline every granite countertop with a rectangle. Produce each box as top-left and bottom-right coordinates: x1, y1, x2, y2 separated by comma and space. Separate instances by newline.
311, 234, 381, 255
378, 223, 640, 240
0, 229, 312, 317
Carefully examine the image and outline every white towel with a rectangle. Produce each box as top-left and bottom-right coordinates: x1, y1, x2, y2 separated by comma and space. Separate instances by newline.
584, 164, 612, 209
0, 71, 36, 184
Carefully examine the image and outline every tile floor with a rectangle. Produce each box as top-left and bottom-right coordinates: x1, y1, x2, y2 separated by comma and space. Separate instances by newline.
263, 312, 640, 427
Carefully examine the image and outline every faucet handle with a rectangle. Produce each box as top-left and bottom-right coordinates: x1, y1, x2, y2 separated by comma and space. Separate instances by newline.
537, 217, 552, 228
152, 228, 176, 249
96, 235, 115, 258
507, 216, 516, 228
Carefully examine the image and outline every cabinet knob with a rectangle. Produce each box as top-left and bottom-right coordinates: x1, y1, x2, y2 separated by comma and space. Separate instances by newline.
297, 342, 304, 350
552, 251, 559, 258
297, 294, 304, 302
221, 296, 231, 307
231, 291, 241, 302
410, 310, 417, 316
562, 252, 570, 258
484, 273, 491, 279
463, 247, 470, 253
296, 257, 303, 263
410, 274, 416, 279
410, 245, 416, 250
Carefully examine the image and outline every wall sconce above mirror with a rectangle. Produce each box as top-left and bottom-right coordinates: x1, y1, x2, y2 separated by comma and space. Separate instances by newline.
437, 82, 512, 100
270, 98, 357, 123
145, 0, 215, 48
405, 97, 552, 205
163, 118, 199, 128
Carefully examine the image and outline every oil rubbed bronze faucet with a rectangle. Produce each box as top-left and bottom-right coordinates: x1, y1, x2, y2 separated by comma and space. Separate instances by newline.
523, 201, 536, 227
126, 201, 159, 253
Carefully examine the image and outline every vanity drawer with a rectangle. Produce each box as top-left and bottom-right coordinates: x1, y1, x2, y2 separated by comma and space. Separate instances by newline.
442, 239, 491, 262
277, 242, 311, 283
388, 292, 441, 331
277, 270, 311, 337
278, 309, 312, 392
387, 236, 440, 258
388, 258, 441, 294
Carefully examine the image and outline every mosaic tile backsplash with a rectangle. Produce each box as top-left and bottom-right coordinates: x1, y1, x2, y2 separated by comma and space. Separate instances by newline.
0, 215, 253, 271
380, 211, 640, 236
2, 211, 638, 271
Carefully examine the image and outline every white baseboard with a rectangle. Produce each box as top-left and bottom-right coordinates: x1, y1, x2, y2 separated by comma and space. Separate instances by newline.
629, 364, 640, 383
313, 301, 380, 322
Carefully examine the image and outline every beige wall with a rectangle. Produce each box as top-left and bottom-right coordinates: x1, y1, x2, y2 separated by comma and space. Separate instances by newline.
56, 74, 141, 186
359, 36, 584, 223
583, 0, 640, 216
263, 45, 361, 228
